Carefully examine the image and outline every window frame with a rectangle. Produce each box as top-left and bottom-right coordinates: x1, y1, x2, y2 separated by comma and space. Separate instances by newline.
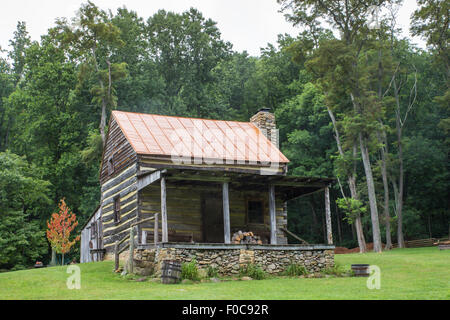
246, 198, 265, 225
90, 221, 97, 239
113, 196, 121, 224
107, 155, 114, 175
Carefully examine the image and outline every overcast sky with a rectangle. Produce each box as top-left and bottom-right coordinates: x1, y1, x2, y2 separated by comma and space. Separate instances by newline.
1, 0, 423, 57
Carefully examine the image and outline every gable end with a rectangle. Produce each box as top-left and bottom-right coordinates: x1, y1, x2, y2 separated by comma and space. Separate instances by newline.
100, 116, 137, 185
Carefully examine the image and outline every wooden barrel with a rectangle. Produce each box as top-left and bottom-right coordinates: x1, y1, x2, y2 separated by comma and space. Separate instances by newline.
351, 264, 370, 277
161, 260, 182, 284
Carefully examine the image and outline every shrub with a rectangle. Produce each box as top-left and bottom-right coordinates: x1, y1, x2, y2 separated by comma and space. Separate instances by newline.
181, 259, 200, 281
284, 263, 309, 276
239, 264, 267, 280
207, 266, 219, 278
321, 263, 346, 277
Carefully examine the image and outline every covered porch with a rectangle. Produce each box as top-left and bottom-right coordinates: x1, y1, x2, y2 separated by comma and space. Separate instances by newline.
135, 168, 334, 247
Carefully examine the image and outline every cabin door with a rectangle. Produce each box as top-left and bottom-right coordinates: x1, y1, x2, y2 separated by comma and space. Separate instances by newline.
202, 194, 224, 243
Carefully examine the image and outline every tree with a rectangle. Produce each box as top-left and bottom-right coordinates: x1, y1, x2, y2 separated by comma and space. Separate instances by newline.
146, 8, 232, 117
411, 0, 449, 80
411, 0, 450, 164
46, 199, 80, 265
0, 151, 50, 270
0, 51, 14, 151
1, 22, 31, 150
49, 1, 127, 146
8, 21, 31, 85
278, 0, 399, 252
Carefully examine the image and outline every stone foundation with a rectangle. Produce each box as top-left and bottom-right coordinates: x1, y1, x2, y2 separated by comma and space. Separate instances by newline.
133, 243, 334, 276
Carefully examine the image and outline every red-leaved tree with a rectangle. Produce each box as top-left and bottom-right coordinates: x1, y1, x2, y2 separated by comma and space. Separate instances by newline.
46, 198, 80, 265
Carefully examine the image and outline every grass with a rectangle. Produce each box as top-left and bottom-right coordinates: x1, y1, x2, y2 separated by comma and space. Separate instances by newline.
0, 247, 448, 300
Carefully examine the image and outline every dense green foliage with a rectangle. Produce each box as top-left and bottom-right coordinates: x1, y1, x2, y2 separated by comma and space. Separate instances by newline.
0, 1, 448, 269
0, 152, 50, 270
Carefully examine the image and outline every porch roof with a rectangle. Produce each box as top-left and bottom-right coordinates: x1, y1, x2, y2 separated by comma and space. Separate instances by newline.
138, 168, 334, 201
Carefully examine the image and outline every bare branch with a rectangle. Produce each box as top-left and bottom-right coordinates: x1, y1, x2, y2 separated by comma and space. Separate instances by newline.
401, 64, 418, 128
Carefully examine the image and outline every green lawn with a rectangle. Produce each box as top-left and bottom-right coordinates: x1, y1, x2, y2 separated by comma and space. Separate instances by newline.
0, 247, 448, 300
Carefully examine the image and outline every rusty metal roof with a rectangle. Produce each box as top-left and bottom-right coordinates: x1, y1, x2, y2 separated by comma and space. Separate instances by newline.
112, 110, 289, 164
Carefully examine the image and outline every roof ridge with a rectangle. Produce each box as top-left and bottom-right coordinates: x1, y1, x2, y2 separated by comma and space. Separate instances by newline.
111, 109, 254, 125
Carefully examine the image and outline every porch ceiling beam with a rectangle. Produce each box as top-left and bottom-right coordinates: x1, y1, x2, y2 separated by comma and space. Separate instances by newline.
137, 169, 167, 191
244, 181, 327, 188
166, 175, 231, 183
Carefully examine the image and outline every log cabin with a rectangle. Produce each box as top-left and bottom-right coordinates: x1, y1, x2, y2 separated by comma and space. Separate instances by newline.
81, 108, 335, 274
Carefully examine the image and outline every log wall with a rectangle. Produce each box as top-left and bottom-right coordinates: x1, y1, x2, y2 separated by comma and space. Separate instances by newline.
101, 163, 139, 253
138, 181, 288, 244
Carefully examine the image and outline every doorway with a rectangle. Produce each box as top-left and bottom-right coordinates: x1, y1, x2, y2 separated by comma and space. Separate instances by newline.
202, 193, 224, 243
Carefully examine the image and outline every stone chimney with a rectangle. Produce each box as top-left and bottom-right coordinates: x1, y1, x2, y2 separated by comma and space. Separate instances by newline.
250, 108, 279, 148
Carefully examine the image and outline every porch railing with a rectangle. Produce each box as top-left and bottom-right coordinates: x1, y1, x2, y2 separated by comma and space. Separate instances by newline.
114, 213, 159, 272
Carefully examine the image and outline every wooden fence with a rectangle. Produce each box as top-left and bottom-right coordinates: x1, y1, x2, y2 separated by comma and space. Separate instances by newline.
392, 237, 449, 248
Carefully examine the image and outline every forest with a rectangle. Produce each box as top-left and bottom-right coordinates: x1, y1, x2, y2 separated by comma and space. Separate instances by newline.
0, 0, 448, 270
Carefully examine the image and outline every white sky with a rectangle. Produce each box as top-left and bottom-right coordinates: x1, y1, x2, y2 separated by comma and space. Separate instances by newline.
1, 0, 424, 58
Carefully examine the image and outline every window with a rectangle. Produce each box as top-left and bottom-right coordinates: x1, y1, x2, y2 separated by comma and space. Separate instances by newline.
247, 200, 264, 224
107, 156, 114, 175
114, 196, 121, 223
90, 222, 97, 239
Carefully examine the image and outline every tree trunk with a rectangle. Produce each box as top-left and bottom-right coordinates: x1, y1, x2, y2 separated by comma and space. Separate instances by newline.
50, 248, 57, 266
349, 91, 382, 253
396, 124, 405, 248
376, 43, 392, 250
100, 98, 107, 146
92, 47, 108, 147
348, 166, 367, 253
393, 78, 405, 248
359, 134, 383, 253
327, 107, 366, 252
378, 130, 392, 250
381, 153, 392, 250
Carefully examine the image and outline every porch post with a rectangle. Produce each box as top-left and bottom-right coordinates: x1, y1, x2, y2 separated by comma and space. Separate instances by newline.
222, 182, 231, 244
269, 184, 277, 244
161, 176, 168, 243
154, 213, 159, 245
325, 186, 333, 245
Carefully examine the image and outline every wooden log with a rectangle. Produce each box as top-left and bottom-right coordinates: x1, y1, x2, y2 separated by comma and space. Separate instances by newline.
114, 242, 119, 271
223, 182, 231, 244
101, 164, 137, 193
141, 230, 147, 244
137, 169, 164, 191
102, 177, 137, 201
118, 242, 130, 254
128, 227, 135, 274
130, 216, 155, 228
280, 227, 309, 244
325, 186, 333, 245
269, 185, 277, 244
161, 176, 168, 242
